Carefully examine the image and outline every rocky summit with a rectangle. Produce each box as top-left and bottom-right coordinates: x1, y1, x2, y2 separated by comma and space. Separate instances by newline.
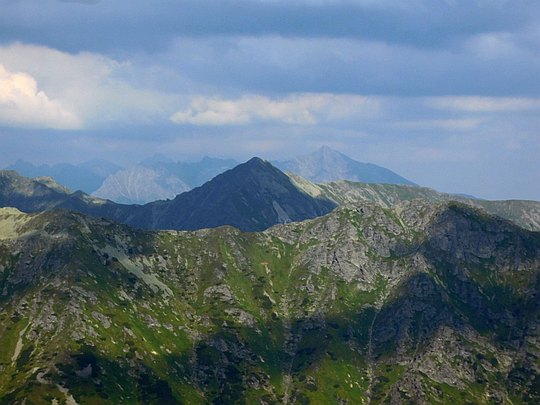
0, 198, 538, 404
128, 157, 337, 232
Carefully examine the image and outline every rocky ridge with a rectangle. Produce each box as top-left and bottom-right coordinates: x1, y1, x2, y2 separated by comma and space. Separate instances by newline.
0, 200, 538, 404
289, 174, 540, 232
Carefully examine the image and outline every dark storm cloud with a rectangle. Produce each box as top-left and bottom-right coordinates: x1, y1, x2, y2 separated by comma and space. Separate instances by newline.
0, 0, 538, 53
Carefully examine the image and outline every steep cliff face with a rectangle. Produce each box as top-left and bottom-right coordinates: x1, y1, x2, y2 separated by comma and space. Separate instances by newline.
0, 201, 538, 404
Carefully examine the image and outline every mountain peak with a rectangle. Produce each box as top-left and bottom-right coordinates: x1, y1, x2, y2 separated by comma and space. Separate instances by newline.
317, 145, 339, 155
133, 159, 336, 231
230, 157, 274, 177
275, 147, 415, 185
244, 156, 267, 165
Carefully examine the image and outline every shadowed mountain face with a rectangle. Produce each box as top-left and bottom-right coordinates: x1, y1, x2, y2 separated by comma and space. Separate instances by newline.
2, 163, 540, 235
0, 159, 337, 232
0, 201, 538, 404
129, 157, 337, 231
275, 146, 415, 185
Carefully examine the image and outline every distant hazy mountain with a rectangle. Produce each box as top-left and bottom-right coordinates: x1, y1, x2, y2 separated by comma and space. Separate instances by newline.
128, 157, 337, 231
275, 145, 415, 185
93, 166, 191, 204
93, 156, 238, 204
5, 159, 122, 194
159, 156, 238, 188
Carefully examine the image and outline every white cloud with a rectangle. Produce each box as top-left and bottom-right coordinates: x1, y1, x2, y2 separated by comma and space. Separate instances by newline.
428, 96, 540, 112
0, 43, 178, 128
0, 64, 80, 129
170, 93, 377, 126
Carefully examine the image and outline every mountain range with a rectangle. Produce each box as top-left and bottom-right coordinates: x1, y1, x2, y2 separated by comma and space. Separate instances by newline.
1, 152, 540, 403
0, 158, 338, 232
4, 147, 415, 205
0, 197, 538, 403
92, 156, 238, 204
5, 159, 123, 194
2, 159, 540, 233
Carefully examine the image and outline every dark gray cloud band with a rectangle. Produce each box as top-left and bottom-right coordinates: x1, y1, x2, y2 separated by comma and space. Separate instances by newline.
1, 0, 538, 53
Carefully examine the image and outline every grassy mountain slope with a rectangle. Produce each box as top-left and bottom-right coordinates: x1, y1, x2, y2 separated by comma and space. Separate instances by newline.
0, 201, 538, 404
289, 174, 540, 231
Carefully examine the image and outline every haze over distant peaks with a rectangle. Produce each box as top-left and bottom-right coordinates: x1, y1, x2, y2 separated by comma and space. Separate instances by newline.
5, 159, 123, 194
92, 156, 238, 204
0, 159, 337, 232
93, 166, 191, 205
274, 145, 415, 185
5, 148, 414, 204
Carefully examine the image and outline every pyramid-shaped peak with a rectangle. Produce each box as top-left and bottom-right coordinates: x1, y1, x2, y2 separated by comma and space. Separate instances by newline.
274, 146, 415, 185
315, 145, 348, 159
237, 157, 273, 171
319, 145, 334, 153
200, 157, 281, 187
318, 145, 340, 153
245, 156, 267, 165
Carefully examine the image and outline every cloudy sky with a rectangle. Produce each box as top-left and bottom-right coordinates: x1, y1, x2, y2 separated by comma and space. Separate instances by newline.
1, 0, 539, 200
